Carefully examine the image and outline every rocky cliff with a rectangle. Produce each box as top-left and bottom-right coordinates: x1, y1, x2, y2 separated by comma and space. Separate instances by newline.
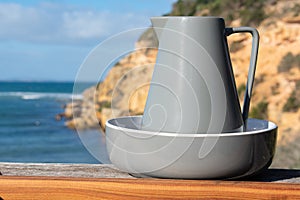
64, 0, 300, 152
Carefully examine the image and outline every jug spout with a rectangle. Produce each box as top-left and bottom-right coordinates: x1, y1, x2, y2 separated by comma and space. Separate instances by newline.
150, 17, 168, 40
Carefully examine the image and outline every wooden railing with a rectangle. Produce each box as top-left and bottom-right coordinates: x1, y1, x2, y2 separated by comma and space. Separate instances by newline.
0, 163, 299, 199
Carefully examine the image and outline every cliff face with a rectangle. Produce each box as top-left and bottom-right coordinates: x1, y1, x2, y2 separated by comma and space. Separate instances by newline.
64, 0, 300, 146
228, 1, 300, 144
64, 48, 157, 130
95, 48, 157, 129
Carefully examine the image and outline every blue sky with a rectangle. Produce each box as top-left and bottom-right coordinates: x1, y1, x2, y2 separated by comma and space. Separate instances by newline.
0, 0, 175, 81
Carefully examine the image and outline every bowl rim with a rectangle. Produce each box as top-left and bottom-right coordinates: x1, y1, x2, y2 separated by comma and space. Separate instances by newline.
106, 116, 277, 138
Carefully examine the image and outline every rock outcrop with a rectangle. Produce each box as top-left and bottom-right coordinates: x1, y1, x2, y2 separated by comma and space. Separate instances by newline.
64, 0, 300, 147
64, 47, 157, 131
63, 86, 100, 129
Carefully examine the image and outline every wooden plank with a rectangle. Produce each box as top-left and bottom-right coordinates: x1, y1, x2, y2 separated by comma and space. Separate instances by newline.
0, 176, 300, 200
1, 163, 300, 183
0, 163, 133, 178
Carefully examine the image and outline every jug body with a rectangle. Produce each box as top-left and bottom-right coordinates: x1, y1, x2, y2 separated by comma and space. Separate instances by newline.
142, 16, 258, 134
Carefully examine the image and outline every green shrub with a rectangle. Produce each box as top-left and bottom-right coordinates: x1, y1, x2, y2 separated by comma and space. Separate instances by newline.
283, 80, 300, 112
278, 52, 300, 73
271, 82, 280, 95
296, 80, 300, 90
237, 83, 246, 96
168, 0, 266, 26
195, 0, 265, 26
249, 100, 268, 119
230, 41, 244, 53
283, 91, 300, 112
239, 1, 266, 26
170, 0, 197, 16
292, 4, 300, 17
98, 101, 111, 112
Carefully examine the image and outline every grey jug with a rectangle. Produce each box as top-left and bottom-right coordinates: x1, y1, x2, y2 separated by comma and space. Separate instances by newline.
142, 16, 259, 134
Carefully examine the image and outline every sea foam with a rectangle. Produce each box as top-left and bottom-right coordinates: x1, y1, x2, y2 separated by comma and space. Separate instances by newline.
0, 92, 82, 100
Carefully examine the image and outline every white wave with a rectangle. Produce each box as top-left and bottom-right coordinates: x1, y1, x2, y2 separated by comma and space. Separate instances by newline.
22, 94, 41, 100
0, 92, 83, 100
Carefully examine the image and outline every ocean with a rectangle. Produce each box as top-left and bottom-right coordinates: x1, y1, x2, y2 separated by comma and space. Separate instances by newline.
0, 81, 108, 163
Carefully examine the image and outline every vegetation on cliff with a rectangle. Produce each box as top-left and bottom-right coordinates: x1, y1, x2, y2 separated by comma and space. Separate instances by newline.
169, 0, 266, 26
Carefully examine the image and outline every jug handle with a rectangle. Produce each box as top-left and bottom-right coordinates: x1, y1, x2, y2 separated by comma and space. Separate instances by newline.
225, 27, 259, 127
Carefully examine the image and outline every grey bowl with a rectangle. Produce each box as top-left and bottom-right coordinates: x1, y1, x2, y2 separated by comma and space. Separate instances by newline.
106, 116, 277, 179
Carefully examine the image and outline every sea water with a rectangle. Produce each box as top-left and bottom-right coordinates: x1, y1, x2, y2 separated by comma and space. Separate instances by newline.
0, 81, 107, 163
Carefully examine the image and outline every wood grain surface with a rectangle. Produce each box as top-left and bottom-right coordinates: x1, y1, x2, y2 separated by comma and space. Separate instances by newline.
0, 176, 300, 200
1, 163, 300, 183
